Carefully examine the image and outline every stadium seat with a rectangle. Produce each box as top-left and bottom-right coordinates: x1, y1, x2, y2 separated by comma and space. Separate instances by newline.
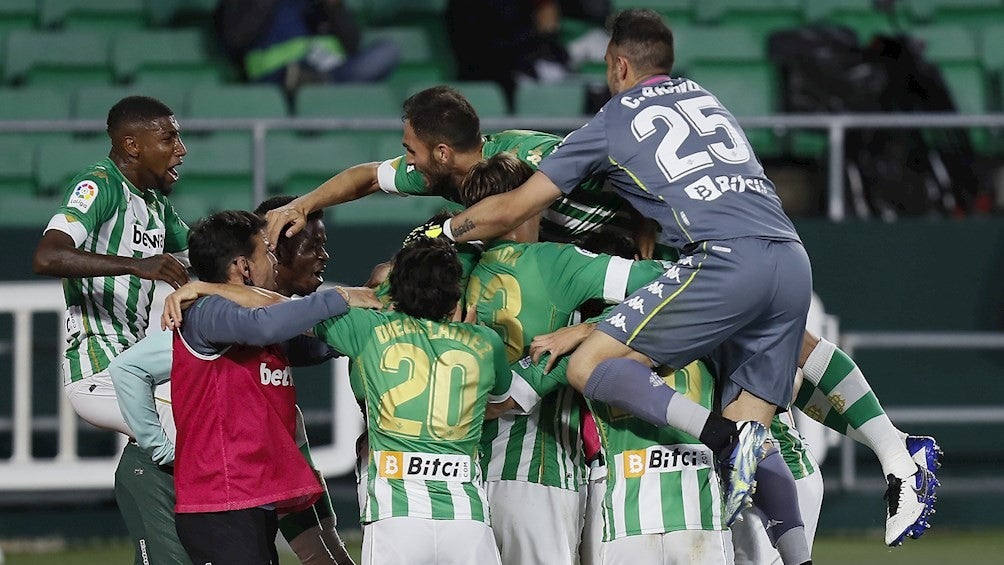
0, 139, 37, 195
145, 0, 217, 27
111, 29, 224, 87
364, 26, 452, 87
333, 191, 455, 227
0, 0, 39, 65
266, 134, 375, 195
173, 136, 255, 210
693, 0, 803, 33
802, 0, 899, 40
0, 87, 73, 144
40, 0, 146, 32
186, 84, 289, 120
906, 0, 1003, 29
672, 25, 765, 75
296, 84, 401, 118
373, 131, 405, 161
72, 85, 189, 121
3, 30, 113, 86
910, 26, 980, 67
980, 24, 1004, 75
611, 0, 693, 24
34, 137, 110, 196
0, 194, 64, 227
684, 63, 781, 157
515, 82, 589, 118
166, 192, 219, 225
406, 81, 509, 118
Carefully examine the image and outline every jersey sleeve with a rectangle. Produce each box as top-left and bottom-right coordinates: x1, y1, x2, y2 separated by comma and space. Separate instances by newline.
161, 198, 190, 254
375, 155, 430, 196
487, 330, 514, 400
313, 308, 375, 358
543, 244, 666, 308
46, 172, 119, 247
537, 110, 611, 195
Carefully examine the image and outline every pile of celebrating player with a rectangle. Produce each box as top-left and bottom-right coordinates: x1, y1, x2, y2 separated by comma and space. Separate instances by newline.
33, 8, 940, 565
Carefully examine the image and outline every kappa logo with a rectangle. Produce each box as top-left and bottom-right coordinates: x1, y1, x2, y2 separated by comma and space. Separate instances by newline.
644, 281, 664, 298
677, 255, 694, 267
259, 363, 294, 387
606, 313, 628, 332
67, 180, 99, 213
664, 265, 682, 284
624, 296, 646, 314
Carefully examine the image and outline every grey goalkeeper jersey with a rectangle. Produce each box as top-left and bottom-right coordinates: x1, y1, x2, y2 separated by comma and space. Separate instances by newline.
539, 75, 800, 249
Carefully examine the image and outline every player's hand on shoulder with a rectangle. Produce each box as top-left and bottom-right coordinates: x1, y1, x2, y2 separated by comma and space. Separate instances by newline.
336, 286, 382, 309
133, 254, 189, 289
530, 322, 596, 373
162, 281, 203, 330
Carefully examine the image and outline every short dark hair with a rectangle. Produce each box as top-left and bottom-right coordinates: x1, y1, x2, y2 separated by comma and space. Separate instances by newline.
572, 230, 639, 259
106, 96, 174, 135
402, 86, 482, 152
389, 238, 462, 321
188, 211, 266, 283
253, 195, 325, 262
608, 9, 674, 74
460, 153, 534, 207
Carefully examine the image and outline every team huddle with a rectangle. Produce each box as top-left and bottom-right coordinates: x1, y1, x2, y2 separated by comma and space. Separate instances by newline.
33, 9, 940, 565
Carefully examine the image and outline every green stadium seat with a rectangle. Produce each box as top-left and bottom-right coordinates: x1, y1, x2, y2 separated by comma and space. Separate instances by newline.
0, 87, 73, 144
802, 0, 899, 40
267, 134, 374, 195
684, 63, 780, 157
0, 0, 39, 60
3, 30, 113, 86
980, 24, 1004, 74
144, 0, 217, 27
693, 0, 803, 33
0, 139, 37, 195
40, 0, 145, 32
613, 0, 693, 22
111, 29, 224, 87
406, 81, 509, 118
186, 85, 289, 120
166, 192, 218, 225
0, 194, 64, 228
173, 136, 254, 210
911, 26, 980, 66
515, 82, 588, 117
672, 25, 765, 74
333, 191, 454, 226
374, 131, 405, 161
35, 137, 110, 196
72, 85, 189, 121
364, 26, 452, 86
907, 0, 1003, 29
296, 84, 401, 118
385, 65, 448, 97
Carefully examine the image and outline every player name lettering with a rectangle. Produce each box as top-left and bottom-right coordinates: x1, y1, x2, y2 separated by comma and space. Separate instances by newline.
259, 363, 294, 387
622, 444, 712, 478
621, 81, 700, 109
377, 451, 471, 482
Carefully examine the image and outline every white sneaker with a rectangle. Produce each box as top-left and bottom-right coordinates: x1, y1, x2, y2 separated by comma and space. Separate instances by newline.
884, 465, 938, 546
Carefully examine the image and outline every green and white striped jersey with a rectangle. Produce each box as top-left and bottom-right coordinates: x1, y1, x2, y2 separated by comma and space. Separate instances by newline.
45, 158, 189, 384
314, 308, 512, 524
593, 362, 725, 541
375, 129, 629, 241
772, 411, 817, 480
468, 240, 667, 490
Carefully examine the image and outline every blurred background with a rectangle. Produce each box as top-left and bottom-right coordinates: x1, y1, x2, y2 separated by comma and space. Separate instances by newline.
0, 0, 1002, 563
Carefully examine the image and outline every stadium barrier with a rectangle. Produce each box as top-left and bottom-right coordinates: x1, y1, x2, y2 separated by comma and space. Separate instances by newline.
1, 112, 1002, 221
0, 281, 362, 491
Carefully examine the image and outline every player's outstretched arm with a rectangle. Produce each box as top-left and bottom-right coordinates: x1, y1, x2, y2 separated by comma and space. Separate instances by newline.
162, 282, 287, 330
442, 170, 562, 243
265, 162, 381, 245
34, 230, 189, 288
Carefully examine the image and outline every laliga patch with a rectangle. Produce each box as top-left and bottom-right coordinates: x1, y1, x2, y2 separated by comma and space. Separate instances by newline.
67, 180, 99, 213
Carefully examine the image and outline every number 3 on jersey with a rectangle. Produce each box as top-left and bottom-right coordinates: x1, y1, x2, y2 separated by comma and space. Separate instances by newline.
631, 95, 751, 185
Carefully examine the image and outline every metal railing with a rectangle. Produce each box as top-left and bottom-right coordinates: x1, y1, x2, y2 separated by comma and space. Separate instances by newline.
0, 281, 363, 491
837, 331, 1004, 491
1, 112, 1002, 222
